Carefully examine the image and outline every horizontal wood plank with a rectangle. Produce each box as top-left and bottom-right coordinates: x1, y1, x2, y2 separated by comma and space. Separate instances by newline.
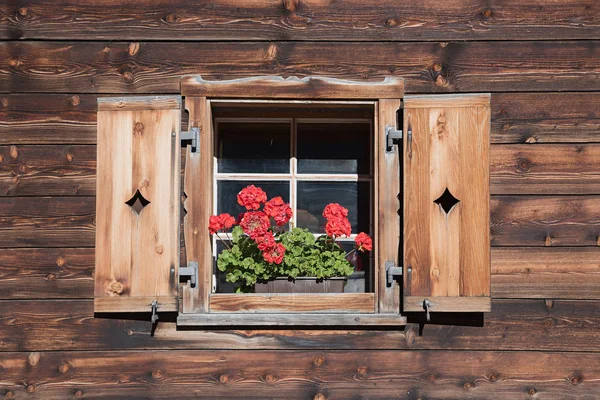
178, 313, 405, 326
491, 196, 600, 247
403, 296, 491, 312
0, 349, 598, 398
492, 247, 600, 299
209, 293, 375, 313
97, 95, 181, 111
1, 299, 599, 352
3, 93, 599, 145
2, 0, 599, 41
94, 296, 178, 313
490, 144, 600, 194
2, 41, 600, 93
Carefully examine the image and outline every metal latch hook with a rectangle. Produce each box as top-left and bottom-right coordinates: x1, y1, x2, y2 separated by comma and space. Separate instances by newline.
423, 299, 431, 322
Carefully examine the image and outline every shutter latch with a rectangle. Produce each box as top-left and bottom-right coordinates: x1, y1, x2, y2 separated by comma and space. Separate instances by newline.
180, 127, 200, 153
151, 300, 159, 324
385, 126, 403, 153
385, 261, 403, 287
423, 299, 431, 322
179, 262, 198, 288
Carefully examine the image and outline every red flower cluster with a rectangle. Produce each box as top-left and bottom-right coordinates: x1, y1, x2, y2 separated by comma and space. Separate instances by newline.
323, 203, 351, 238
239, 211, 270, 240
264, 196, 292, 226
354, 232, 372, 252
263, 243, 286, 264
237, 185, 267, 210
208, 213, 235, 234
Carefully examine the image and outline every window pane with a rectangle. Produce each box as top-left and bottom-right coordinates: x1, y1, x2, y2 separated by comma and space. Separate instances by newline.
217, 122, 290, 173
217, 181, 290, 223
297, 122, 371, 174
296, 181, 370, 234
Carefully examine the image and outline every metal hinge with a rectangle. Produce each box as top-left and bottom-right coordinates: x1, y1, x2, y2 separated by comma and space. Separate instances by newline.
179, 261, 198, 288
385, 125, 403, 153
180, 127, 200, 153
385, 261, 403, 287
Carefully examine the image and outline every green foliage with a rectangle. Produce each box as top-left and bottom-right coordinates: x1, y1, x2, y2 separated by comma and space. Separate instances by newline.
217, 227, 354, 292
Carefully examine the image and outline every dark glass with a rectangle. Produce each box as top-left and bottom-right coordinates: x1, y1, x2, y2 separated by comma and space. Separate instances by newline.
217, 181, 290, 224
217, 122, 290, 173
297, 122, 371, 174
296, 181, 370, 234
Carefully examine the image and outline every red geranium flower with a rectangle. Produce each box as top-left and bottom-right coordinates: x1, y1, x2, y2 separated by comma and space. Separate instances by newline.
264, 196, 292, 226
237, 185, 267, 210
325, 216, 351, 238
323, 203, 349, 220
256, 231, 276, 251
354, 232, 372, 252
263, 243, 286, 264
208, 213, 236, 234
240, 211, 270, 240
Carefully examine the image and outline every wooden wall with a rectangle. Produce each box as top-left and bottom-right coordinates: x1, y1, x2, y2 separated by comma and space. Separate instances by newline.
1, 1, 600, 398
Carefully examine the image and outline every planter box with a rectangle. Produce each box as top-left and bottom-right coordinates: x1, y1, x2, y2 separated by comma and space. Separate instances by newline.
255, 277, 347, 293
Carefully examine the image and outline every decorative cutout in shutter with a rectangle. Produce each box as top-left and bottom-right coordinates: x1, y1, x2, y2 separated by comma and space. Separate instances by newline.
403, 94, 491, 313
95, 96, 181, 313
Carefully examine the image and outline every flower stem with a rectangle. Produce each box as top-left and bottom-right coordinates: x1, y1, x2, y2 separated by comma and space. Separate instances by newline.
216, 232, 232, 250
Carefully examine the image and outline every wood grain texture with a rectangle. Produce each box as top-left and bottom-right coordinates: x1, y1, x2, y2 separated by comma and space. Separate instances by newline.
1, 299, 599, 352
0, 248, 93, 299
178, 312, 405, 326
0, 349, 598, 399
376, 99, 401, 313
181, 75, 404, 99
2, 41, 600, 93
490, 144, 600, 194
95, 98, 180, 312
209, 294, 375, 313
403, 94, 490, 311
2, 0, 599, 41
0, 145, 95, 196
181, 97, 213, 314
491, 196, 600, 247
492, 247, 600, 299
3, 93, 598, 145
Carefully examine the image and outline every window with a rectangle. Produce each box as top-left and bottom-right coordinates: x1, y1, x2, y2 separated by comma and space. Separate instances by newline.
94, 76, 491, 328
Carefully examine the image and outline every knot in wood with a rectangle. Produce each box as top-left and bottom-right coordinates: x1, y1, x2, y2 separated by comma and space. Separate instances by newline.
9, 146, 18, 159
128, 42, 140, 56
165, 14, 177, 23
127, 329, 134, 336
545, 236, 553, 247
75, 390, 84, 399
488, 374, 499, 382
155, 245, 164, 254
432, 63, 442, 72
26, 385, 36, 393
46, 273, 56, 281
18, 7, 28, 16
123, 71, 134, 83
313, 355, 325, 367
482, 9, 493, 18
570, 375, 581, 385
28, 352, 41, 366
108, 281, 124, 295
18, 164, 28, 173
436, 114, 446, 135
1, 98, 8, 107
525, 136, 538, 144
528, 387, 537, 396
4, 391, 14, 399
134, 122, 144, 135
66, 153, 74, 162
463, 382, 473, 390
426, 374, 436, 382
152, 369, 165, 380
219, 374, 229, 384
435, 75, 448, 87
266, 43, 278, 60
0, 155, 3, 163
313, 394, 325, 400
59, 362, 70, 374
282, 0, 299, 13
264, 374, 277, 384
385, 18, 399, 27
356, 366, 368, 376
69, 95, 80, 106
8, 58, 21, 68
544, 317, 554, 327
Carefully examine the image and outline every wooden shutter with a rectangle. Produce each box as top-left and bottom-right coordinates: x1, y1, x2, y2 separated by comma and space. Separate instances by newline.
95, 96, 181, 313
403, 94, 491, 313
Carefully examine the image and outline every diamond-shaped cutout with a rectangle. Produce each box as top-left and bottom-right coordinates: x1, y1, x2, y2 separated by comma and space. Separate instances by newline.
434, 188, 460, 215
125, 189, 150, 215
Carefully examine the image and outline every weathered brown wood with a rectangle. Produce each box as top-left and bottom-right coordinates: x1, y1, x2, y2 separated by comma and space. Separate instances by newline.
404, 94, 490, 312
3, 93, 598, 145
0, 248, 93, 299
1, 299, 599, 352
491, 93, 600, 144
492, 247, 600, 299
181, 97, 213, 314
0, 145, 95, 196
95, 96, 180, 313
0, 197, 95, 248
376, 99, 401, 313
178, 313, 405, 326
209, 294, 375, 313
491, 196, 600, 247
490, 144, 600, 194
3, 41, 600, 93
3, 0, 599, 41
181, 76, 404, 99
0, 349, 599, 399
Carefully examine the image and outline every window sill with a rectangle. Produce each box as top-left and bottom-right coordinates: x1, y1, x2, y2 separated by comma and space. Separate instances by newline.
177, 312, 406, 327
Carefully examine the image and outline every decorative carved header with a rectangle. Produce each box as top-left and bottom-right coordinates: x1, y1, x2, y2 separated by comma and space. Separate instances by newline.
180, 75, 404, 99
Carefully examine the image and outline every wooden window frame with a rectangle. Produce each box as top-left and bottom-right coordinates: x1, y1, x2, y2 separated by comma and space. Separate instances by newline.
178, 76, 406, 327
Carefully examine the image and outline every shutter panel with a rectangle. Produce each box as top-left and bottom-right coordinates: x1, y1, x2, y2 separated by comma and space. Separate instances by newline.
403, 94, 491, 313
95, 96, 181, 313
